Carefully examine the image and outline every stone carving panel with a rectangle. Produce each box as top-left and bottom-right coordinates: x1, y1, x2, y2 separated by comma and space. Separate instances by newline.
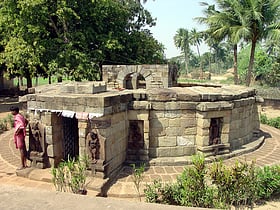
86, 130, 100, 164
29, 121, 45, 157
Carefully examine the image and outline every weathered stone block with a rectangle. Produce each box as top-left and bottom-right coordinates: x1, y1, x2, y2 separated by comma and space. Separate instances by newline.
165, 101, 180, 110
169, 119, 180, 127
158, 136, 177, 147
177, 136, 195, 146
184, 127, 197, 135
196, 135, 209, 147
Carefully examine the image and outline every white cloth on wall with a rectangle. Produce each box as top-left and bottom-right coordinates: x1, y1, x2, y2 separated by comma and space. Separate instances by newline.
88, 113, 103, 119
61, 110, 75, 118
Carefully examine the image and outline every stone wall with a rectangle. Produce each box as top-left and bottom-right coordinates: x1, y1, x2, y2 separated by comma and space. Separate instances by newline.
23, 81, 262, 178
102, 64, 177, 89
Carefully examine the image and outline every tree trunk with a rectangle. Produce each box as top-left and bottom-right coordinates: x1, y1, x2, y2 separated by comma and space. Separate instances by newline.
209, 48, 212, 73
48, 76, 52, 84
246, 39, 257, 86
233, 44, 238, 85
20, 76, 23, 86
26, 74, 32, 88
184, 51, 189, 75
35, 77, 39, 86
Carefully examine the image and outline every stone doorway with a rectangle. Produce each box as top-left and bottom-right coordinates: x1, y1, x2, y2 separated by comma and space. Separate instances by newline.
126, 120, 144, 162
62, 117, 79, 160
124, 73, 133, 89
209, 118, 222, 145
124, 73, 146, 89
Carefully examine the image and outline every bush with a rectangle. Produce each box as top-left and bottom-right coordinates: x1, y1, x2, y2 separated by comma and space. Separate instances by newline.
144, 155, 280, 209
209, 160, 259, 208
260, 114, 280, 129
256, 165, 280, 199
0, 114, 15, 132
144, 155, 217, 208
51, 155, 89, 194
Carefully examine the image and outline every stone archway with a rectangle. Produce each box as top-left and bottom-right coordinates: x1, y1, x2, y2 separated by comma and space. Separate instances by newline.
123, 73, 146, 89
115, 66, 152, 89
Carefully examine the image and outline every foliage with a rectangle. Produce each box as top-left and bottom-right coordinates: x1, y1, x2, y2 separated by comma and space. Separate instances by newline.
260, 114, 280, 129
51, 155, 89, 194
209, 160, 259, 208
197, 0, 280, 86
144, 155, 217, 208
0, 114, 13, 134
256, 165, 280, 199
145, 155, 280, 209
0, 0, 165, 87
174, 155, 215, 208
174, 28, 190, 74
131, 163, 145, 201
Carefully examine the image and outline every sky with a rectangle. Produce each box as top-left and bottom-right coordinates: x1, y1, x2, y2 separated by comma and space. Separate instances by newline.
144, 0, 215, 59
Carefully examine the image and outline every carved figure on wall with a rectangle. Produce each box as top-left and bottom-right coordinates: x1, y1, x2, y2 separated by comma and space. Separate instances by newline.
209, 118, 221, 145
29, 121, 45, 157
86, 130, 100, 164
128, 121, 144, 149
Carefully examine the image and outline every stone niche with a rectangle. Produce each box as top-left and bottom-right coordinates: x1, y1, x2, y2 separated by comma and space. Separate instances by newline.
23, 71, 262, 179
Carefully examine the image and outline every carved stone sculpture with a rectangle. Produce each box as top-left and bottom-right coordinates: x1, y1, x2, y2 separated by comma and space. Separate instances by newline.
86, 130, 100, 164
209, 119, 221, 145
29, 121, 45, 156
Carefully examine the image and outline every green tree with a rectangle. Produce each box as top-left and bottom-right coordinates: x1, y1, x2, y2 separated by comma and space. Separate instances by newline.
197, 1, 245, 84
174, 28, 190, 75
0, 0, 165, 87
240, 0, 280, 86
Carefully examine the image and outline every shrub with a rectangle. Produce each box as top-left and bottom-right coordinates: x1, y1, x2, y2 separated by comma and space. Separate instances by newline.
260, 114, 280, 129
144, 155, 217, 208
131, 163, 145, 201
209, 160, 259, 208
175, 155, 215, 208
144, 155, 280, 209
256, 165, 280, 199
51, 155, 89, 194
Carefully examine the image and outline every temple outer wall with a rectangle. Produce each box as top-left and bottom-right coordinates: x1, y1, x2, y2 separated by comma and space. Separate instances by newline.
24, 83, 262, 178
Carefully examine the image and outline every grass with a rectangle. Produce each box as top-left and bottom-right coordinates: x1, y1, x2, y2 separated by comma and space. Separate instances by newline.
13, 77, 69, 87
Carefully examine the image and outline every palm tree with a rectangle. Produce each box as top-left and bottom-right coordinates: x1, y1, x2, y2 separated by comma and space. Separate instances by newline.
190, 28, 203, 59
198, 0, 280, 86
240, 0, 280, 86
174, 28, 190, 75
196, 0, 245, 84
189, 28, 204, 73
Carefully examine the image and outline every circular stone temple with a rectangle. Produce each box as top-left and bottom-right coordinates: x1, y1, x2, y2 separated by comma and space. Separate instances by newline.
22, 64, 263, 179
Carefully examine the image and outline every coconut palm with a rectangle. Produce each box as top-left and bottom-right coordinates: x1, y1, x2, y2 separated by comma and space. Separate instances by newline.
240, 0, 280, 86
198, 0, 280, 86
196, 0, 246, 84
189, 28, 204, 73
174, 28, 190, 75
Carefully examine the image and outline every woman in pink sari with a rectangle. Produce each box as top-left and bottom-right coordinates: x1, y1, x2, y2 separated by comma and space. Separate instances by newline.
10, 106, 28, 170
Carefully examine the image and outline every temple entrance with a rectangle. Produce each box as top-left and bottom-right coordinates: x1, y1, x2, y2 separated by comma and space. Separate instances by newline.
124, 73, 133, 89
62, 117, 79, 160
209, 118, 222, 145
124, 73, 146, 89
126, 120, 144, 162
137, 74, 146, 89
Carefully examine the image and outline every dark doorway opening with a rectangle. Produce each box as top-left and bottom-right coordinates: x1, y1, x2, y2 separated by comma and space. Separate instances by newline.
62, 117, 79, 160
126, 120, 144, 162
209, 118, 222, 145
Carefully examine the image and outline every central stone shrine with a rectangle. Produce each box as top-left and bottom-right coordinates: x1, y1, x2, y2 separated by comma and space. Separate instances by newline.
23, 64, 262, 179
